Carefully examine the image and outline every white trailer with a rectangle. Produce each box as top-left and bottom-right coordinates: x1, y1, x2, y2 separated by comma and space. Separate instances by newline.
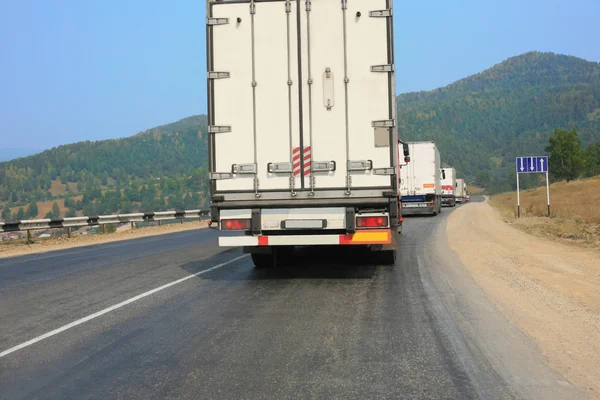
399, 141, 442, 215
455, 179, 465, 203
207, 0, 401, 267
440, 167, 456, 207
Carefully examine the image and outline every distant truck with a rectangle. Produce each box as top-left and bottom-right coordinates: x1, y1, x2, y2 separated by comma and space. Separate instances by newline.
399, 141, 442, 216
440, 167, 456, 207
455, 179, 465, 203
207, 0, 403, 267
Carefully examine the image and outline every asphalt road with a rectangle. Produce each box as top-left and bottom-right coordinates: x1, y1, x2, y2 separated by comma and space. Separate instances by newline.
0, 199, 584, 399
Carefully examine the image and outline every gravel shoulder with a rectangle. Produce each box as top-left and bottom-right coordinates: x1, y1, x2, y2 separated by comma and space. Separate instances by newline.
0, 221, 208, 259
447, 199, 600, 399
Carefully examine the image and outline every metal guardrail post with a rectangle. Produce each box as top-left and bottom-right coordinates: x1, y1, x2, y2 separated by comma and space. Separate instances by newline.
67, 227, 71, 238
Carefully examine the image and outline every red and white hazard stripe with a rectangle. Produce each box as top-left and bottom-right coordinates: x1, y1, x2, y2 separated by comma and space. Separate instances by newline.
303, 146, 311, 176
292, 146, 312, 177
292, 147, 301, 176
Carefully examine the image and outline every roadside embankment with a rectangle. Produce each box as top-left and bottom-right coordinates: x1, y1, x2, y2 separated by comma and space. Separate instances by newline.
490, 176, 600, 248
447, 199, 600, 399
0, 220, 208, 259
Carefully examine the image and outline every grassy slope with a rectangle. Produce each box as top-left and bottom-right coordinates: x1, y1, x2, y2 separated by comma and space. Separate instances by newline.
490, 175, 600, 246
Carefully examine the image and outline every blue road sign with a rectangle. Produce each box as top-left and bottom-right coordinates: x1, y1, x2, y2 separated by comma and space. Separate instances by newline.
516, 156, 548, 173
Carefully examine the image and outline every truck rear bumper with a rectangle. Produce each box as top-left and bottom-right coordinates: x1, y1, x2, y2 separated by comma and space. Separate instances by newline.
401, 203, 436, 215
219, 229, 392, 247
442, 198, 455, 207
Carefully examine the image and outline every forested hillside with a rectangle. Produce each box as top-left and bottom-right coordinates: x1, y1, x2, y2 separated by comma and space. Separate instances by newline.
397, 51, 600, 192
2, 51, 600, 220
1, 116, 209, 220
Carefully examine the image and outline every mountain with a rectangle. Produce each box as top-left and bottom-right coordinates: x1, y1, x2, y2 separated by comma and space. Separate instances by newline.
1, 116, 209, 219
2, 52, 600, 219
397, 51, 600, 191
0, 148, 43, 162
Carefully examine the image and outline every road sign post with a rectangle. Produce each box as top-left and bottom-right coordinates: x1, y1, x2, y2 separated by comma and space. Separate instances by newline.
546, 171, 550, 216
516, 172, 521, 218
515, 156, 550, 218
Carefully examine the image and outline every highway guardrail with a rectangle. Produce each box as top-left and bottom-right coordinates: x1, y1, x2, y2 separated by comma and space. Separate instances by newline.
0, 209, 210, 238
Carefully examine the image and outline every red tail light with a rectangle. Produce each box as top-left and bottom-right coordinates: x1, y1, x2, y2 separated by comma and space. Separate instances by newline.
428, 201, 435, 206
356, 216, 388, 228
221, 219, 251, 231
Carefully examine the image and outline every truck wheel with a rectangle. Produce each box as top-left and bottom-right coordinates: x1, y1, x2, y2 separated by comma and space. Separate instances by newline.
379, 250, 396, 265
251, 253, 274, 269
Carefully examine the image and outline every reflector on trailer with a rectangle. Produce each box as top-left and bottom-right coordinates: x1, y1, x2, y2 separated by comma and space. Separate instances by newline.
356, 216, 389, 228
221, 219, 251, 231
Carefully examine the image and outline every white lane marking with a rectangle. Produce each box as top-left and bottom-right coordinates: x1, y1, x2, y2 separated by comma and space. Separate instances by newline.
0, 254, 249, 358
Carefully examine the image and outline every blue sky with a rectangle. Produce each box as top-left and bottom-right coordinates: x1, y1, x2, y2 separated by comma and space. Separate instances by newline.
1, 0, 599, 149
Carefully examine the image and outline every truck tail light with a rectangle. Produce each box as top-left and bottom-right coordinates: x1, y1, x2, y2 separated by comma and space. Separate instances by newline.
428, 201, 435, 206
356, 216, 388, 228
221, 219, 251, 231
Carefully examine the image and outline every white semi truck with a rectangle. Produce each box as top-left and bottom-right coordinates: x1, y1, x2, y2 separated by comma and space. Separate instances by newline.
455, 178, 465, 203
206, 0, 403, 267
399, 141, 443, 216
440, 167, 456, 207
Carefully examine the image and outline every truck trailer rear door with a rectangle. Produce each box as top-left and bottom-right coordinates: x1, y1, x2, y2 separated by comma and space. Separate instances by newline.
208, 0, 396, 195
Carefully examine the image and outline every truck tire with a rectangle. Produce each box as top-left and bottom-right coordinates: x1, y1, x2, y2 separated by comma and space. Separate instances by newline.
379, 250, 397, 265
251, 253, 274, 269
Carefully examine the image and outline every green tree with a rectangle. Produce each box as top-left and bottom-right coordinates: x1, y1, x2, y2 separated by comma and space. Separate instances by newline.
475, 170, 491, 188
17, 207, 26, 220
2, 205, 11, 221
52, 201, 61, 218
545, 128, 585, 182
584, 140, 600, 177
65, 208, 76, 218
28, 201, 38, 218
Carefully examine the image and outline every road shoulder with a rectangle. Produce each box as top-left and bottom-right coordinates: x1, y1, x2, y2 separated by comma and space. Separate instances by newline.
446, 199, 600, 399
0, 221, 208, 259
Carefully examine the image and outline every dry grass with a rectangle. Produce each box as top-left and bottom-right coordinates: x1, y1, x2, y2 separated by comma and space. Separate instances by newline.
490, 175, 600, 247
48, 180, 78, 196
490, 175, 600, 222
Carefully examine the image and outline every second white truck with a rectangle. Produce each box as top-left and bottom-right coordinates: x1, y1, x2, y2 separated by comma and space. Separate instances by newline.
440, 167, 456, 207
399, 141, 442, 216
455, 178, 465, 203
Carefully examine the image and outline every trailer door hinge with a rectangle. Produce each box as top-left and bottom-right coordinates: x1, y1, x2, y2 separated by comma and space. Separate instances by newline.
207, 17, 229, 26
371, 64, 394, 73
210, 172, 233, 180
208, 71, 230, 79
232, 163, 257, 174
267, 162, 293, 174
372, 120, 395, 128
305, 0, 311, 12
249, 2, 256, 14
209, 125, 231, 134
285, 0, 291, 13
312, 161, 336, 172
347, 160, 373, 171
369, 9, 392, 18
373, 167, 395, 175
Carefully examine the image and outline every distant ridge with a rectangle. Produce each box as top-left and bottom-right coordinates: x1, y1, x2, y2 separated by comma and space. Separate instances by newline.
2, 51, 600, 206
397, 51, 600, 189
